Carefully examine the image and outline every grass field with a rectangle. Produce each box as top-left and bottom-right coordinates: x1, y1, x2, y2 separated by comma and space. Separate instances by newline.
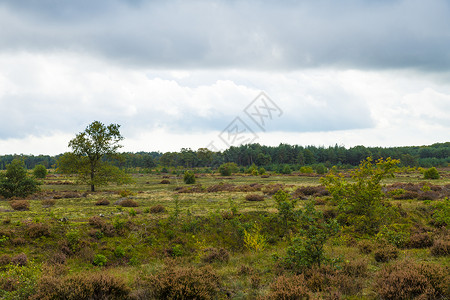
0, 168, 449, 299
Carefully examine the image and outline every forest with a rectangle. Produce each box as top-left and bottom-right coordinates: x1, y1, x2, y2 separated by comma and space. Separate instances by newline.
0, 142, 449, 171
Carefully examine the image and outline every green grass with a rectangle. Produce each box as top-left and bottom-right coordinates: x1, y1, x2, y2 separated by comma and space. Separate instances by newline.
0, 169, 448, 299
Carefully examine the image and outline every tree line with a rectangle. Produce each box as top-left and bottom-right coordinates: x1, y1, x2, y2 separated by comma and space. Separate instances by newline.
0, 142, 449, 171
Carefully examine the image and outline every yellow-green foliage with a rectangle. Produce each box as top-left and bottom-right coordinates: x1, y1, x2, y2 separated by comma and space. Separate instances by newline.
243, 223, 267, 253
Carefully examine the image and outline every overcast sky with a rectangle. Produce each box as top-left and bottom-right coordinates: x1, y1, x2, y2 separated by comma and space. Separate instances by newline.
0, 0, 449, 155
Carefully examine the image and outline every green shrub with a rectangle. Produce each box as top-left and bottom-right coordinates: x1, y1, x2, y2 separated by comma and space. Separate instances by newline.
33, 164, 48, 179
0, 262, 41, 299
66, 230, 80, 252
246, 163, 258, 175
273, 189, 298, 232
0, 159, 40, 198
299, 166, 314, 173
321, 157, 400, 235
423, 167, 440, 179
218, 162, 239, 176
376, 224, 410, 248
432, 197, 449, 227
284, 201, 339, 271
114, 247, 126, 258
118, 189, 134, 197
243, 223, 267, 253
92, 254, 107, 266
280, 164, 292, 174
183, 170, 196, 184
314, 163, 327, 174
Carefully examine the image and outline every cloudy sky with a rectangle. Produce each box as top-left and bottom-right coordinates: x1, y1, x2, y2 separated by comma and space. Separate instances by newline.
0, 0, 449, 155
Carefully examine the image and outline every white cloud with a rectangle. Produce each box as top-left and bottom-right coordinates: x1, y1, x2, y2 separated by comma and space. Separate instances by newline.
0, 52, 449, 154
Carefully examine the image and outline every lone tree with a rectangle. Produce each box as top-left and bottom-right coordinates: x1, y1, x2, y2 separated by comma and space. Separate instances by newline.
0, 159, 40, 198
58, 121, 131, 192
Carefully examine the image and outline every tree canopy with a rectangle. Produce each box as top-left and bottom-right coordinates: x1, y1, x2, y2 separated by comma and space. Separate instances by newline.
58, 121, 131, 191
0, 159, 40, 198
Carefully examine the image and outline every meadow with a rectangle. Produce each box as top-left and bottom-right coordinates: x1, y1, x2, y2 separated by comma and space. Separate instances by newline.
0, 167, 448, 299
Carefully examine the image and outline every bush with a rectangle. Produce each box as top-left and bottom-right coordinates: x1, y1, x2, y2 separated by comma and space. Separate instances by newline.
374, 260, 449, 300
118, 189, 134, 198
321, 157, 400, 235
243, 223, 267, 253
34, 272, 130, 300
160, 179, 170, 184
0, 159, 40, 198
245, 194, 264, 201
33, 164, 48, 179
342, 258, 369, 278
0, 262, 41, 298
374, 244, 398, 263
265, 274, 311, 299
11, 253, 28, 266
432, 197, 449, 227
10, 200, 30, 211
423, 167, 440, 180
430, 237, 449, 256
280, 164, 292, 174
27, 223, 50, 238
418, 190, 440, 200
263, 183, 284, 196
273, 189, 298, 232
92, 254, 107, 266
94, 199, 110, 206
258, 167, 266, 175
300, 166, 314, 173
0, 255, 11, 267
183, 171, 196, 184
408, 233, 433, 248
315, 163, 327, 174
201, 248, 230, 263
218, 162, 239, 176
145, 264, 221, 299
88, 216, 106, 228
120, 199, 139, 207
150, 205, 166, 214
283, 200, 339, 271
66, 230, 80, 252
48, 252, 67, 266
41, 199, 56, 208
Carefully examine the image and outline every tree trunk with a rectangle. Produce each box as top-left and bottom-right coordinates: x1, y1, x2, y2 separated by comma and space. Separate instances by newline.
91, 169, 95, 192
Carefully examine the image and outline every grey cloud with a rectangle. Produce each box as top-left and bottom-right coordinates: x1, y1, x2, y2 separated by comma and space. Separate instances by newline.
0, 0, 449, 71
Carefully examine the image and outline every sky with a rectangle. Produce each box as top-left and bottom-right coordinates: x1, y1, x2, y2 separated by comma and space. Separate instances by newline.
0, 0, 449, 155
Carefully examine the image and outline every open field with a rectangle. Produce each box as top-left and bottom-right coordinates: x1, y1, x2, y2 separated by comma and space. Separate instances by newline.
0, 169, 449, 299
